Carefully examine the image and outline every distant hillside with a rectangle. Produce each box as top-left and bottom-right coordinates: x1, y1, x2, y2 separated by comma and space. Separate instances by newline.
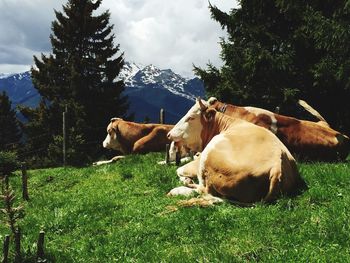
0, 71, 40, 108
0, 62, 205, 124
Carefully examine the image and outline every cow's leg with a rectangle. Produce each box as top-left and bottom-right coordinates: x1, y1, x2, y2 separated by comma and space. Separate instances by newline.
132, 127, 168, 153
93, 155, 125, 166
176, 159, 199, 185
263, 166, 282, 203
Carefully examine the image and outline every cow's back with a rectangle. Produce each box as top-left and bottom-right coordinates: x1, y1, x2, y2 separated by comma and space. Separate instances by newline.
215, 102, 349, 161
275, 116, 348, 160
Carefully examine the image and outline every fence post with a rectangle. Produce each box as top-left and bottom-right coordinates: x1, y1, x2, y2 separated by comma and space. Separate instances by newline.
175, 149, 181, 166
62, 105, 67, 167
36, 231, 45, 262
21, 163, 29, 201
2, 235, 10, 263
160, 108, 165, 124
14, 229, 21, 263
165, 144, 170, 164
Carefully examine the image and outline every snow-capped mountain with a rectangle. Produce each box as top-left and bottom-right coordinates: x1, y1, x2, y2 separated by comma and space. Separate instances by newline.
119, 62, 205, 123
0, 62, 205, 123
120, 62, 204, 100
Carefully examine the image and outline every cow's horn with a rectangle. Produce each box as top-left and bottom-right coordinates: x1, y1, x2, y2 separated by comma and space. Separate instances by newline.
207, 97, 218, 105
197, 97, 207, 111
110, 117, 121, 122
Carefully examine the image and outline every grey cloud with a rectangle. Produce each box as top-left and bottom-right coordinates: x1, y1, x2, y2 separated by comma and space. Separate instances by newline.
0, 0, 65, 66
0, 0, 238, 75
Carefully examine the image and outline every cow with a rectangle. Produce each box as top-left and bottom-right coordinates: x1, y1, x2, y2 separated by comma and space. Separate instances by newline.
166, 98, 306, 205
207, 97, 350, 161
93, 118, 175, 166
157, 141, 193, 165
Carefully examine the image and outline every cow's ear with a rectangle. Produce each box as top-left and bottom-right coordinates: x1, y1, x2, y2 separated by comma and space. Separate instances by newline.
204, 109, 215, 122
112, 123, 120, 139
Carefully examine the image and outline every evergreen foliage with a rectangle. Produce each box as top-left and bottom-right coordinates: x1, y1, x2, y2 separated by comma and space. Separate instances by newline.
0, 151, 19, 177
0, 92, 22, 152
20, 0, 127, 166
195, 0, 350, 133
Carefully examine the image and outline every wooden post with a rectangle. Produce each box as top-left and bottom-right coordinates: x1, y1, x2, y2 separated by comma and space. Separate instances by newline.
190, 151, 194, 160
175, 149, 181, 166
2, 235, 10, 263
36, 231, 45, 261
159, 108, 165, 124
165, 144, 170, 164
14, 229, 21, 263
21, 163, 29, 201
62, 105, 67, 167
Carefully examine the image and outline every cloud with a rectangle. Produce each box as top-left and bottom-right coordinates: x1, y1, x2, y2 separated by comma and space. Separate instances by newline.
0, 0, 64, 72
0, 0, 238, 76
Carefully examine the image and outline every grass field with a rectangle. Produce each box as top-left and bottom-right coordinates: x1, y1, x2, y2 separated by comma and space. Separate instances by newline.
1, 153, 350, 262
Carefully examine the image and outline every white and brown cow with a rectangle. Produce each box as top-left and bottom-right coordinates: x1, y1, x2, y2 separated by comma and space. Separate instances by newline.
167, 98, 306, 204
94, 118, 174, 165
207, 97, 350, 161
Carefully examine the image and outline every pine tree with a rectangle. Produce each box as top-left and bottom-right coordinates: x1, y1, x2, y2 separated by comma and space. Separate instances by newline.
196, 0, 350, 133
0, 92, 22, 152
21, 0, 128, 166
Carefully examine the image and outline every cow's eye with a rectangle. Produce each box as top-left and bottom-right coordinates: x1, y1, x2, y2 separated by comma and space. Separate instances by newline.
186, 116, 195, 122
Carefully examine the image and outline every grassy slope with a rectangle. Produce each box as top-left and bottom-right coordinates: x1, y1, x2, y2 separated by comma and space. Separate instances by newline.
1, 153, 350, 262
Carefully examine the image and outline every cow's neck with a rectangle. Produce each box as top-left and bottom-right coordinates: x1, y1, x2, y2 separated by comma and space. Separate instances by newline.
117, 122, 147, 153
115, 131, 131, 154
200, 114, 224, 149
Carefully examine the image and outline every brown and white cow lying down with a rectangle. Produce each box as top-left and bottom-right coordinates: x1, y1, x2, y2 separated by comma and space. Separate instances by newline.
207, 97, 350, 161
167, 99, 306, 205
94, 118, 176, 166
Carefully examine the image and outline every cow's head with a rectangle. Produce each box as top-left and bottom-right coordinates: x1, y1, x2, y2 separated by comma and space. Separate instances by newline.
168, 141, 191, 161
167, 98, 215, 152
102, 117, 125, 153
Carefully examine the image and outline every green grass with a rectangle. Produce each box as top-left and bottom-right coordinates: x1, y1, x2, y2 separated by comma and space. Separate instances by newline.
1, 153, 350, 262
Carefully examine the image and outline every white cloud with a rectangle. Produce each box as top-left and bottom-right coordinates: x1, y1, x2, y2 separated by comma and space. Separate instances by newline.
0, 0, 238, 76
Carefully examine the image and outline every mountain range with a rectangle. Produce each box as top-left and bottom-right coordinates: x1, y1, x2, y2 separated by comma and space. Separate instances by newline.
0, 62, 205, 124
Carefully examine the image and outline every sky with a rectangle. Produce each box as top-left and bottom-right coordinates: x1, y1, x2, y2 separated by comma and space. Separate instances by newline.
0, 0, 239, 77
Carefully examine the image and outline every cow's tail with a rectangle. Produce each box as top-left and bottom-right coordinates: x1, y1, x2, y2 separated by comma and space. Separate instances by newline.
298, 99, 329, 126
336, 133, 350, 160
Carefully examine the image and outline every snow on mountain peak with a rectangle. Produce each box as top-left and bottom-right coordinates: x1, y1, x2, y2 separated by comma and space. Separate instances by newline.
117, 62, 203, 100
0, 73, 15, 79
0, 71, 30, 80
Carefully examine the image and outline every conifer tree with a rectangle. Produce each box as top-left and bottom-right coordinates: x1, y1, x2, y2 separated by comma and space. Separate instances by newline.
21, 0, 128, 166
0, 92, 22, 152
196, 0, 350, 133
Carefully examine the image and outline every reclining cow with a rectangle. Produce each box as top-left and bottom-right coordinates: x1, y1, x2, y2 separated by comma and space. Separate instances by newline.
94, 118, 177, 165
167, 98, 306, 205
207, 97, 350, 161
